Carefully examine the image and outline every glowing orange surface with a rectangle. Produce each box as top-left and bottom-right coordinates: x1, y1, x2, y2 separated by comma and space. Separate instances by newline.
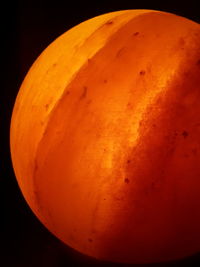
10, 10, 200, 263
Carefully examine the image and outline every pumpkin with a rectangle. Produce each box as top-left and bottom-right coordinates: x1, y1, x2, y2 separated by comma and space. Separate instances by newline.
10, 9, 200, 264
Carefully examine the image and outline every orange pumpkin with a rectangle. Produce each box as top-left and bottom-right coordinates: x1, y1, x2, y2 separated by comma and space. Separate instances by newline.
10, 10, 200, 263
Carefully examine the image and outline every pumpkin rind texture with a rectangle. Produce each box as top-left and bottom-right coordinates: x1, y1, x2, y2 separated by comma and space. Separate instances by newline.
10, 10, 200, 263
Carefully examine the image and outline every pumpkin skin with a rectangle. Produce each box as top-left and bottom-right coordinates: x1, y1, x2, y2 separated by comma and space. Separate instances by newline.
10, 9, 200, 263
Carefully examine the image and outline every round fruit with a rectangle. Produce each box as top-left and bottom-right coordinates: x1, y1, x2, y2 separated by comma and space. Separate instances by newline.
10, 10, 200, 263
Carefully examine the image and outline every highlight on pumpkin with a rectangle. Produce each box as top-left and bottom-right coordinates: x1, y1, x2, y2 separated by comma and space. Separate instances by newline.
10, 10, 200, 264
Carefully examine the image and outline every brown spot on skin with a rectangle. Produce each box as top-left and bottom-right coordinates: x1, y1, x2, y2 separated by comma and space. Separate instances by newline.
182, 130, 189, 138
103, 79, 108, 83
115, 196, 124, 201
192, 148, 198, 155
88, 238, 93, 242
116, 47, 125, 58
179, 37, 185, 49
105, 20, 113, 25
127, 160, 131, 164
45, 103, 49, 110
66, 91, 70, 95
124, 178, 130, 184
139, 70, 146, 75
127, 102, 133, 109
197, 59, 200, 66
87, 99, 92, 105
52, 63, 57, 67
104, 198, 106, 200
34, 161, 38, 174
133, 31, 139, 36
80, 86, 87, 100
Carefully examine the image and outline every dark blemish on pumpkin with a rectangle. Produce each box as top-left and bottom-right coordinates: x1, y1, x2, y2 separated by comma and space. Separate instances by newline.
33, 189, 40, 205
80, 86, 87, 99
45, 103, 49, 110
88, 238, 93, 242
66, 90, 70, 95
133, 32, 139, 36
197, 60, 200, 66
183, 153, 189, 158
179, 37, 185, 49
140, 70, 146, 75
53, 63, 57, 67
87, 99, 92, 105
182, 130, 189, 138
192, 148, 198, 155
34, 162, 38, 173
103, 198, 106, 200
124, 178, 130, 184
105, 20, 113, 25
103, 79, 108, 83
127, 159, 131, 164
116, 47, 124, 58
152, 124, 156, 128
115, 196, 124, 201
127, 102, 133, 109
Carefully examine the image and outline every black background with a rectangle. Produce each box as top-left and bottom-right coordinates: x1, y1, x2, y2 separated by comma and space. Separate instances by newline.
2, 0, 200, 266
